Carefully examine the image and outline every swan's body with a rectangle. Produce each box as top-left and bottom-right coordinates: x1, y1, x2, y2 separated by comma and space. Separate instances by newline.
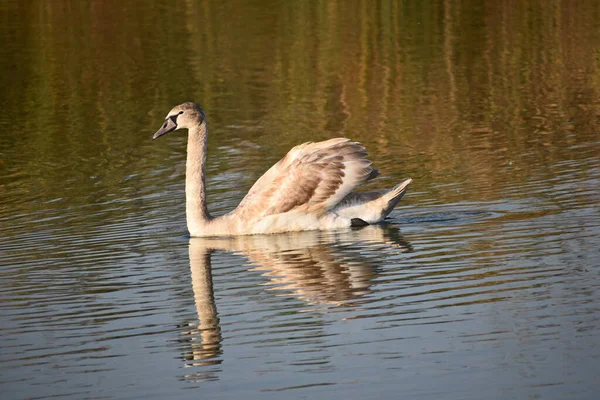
153, 102, 412, 237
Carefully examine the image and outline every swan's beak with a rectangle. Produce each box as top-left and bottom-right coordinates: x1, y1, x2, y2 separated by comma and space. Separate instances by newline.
153, 117, 178, 140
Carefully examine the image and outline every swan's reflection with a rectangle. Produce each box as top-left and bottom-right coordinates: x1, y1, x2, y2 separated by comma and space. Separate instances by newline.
183, 224, 411, 372
184, 245, 222, 368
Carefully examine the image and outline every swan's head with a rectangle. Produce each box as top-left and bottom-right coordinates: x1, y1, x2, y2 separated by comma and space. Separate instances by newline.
152, 102, 206, 140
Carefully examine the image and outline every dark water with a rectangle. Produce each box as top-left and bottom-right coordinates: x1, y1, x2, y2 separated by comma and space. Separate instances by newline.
1, 1, 600, 399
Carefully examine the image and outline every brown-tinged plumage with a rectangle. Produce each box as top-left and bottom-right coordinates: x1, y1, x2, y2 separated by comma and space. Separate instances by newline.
153, 102, 412, 237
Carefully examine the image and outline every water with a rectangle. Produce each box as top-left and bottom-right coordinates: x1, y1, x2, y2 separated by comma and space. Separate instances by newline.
1, 1, 600, 399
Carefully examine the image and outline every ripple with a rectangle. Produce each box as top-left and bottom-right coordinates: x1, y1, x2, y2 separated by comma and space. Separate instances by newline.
2, 1, 600, 398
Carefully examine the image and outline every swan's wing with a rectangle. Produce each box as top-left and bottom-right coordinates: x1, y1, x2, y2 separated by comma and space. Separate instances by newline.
234, 138, 378, 219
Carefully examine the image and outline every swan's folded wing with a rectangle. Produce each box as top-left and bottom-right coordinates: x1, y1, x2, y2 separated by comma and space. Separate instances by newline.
234, 138, 376, 220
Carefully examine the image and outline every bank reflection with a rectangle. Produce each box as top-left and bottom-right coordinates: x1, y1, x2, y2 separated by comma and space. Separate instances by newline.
183, 224, 411, 372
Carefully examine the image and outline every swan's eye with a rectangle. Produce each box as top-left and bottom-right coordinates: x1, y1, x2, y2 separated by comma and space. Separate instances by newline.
178, 111, 184, 115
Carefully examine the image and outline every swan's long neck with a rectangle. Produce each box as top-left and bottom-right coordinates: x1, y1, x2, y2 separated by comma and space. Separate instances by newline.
186, 121, 211, 235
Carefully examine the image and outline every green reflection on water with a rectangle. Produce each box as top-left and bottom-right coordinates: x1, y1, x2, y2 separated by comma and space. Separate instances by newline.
1, 2, 600, 398
1, 0, 599, 214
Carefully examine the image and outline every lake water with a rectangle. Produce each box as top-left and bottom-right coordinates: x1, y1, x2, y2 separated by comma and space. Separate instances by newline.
1, 1, 600, 399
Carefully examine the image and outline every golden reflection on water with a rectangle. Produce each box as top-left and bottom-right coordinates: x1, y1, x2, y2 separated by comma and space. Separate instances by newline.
1, 1, 599, 397
2, 0, 599, 215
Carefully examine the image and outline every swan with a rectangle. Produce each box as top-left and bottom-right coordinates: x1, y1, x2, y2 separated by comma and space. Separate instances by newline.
153, 102, 412, 237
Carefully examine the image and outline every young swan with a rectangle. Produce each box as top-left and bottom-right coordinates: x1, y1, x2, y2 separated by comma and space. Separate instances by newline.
153, 102, 412, 237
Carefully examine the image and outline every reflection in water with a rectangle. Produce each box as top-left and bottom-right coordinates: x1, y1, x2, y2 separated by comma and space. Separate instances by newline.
182, 225, 411, 373
2, 0, 600, 398
185, 244, 222, 368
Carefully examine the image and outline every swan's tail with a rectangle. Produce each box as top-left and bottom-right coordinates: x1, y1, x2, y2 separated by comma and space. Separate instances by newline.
379, 178, 412, 218
334, 178, 412, 224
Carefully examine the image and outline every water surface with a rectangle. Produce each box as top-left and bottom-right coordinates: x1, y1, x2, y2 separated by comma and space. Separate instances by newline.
1, 1, 600, 399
